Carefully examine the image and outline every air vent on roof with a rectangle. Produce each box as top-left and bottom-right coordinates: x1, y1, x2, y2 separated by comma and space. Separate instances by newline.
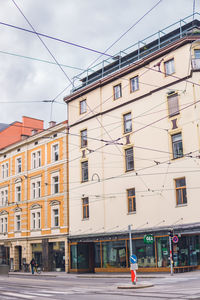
34, 141, 38, 145
17, 148, 21, 152
3, 154, 6, 158
53, 133, 57, 138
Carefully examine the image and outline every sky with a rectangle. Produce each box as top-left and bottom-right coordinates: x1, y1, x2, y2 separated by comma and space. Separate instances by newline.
0, 0, 199, 128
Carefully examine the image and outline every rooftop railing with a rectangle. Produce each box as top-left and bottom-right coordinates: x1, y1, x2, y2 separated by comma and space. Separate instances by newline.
71, 13, 200, 93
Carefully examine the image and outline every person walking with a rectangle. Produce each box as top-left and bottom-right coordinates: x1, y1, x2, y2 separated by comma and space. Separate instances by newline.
30, 258, 36, 274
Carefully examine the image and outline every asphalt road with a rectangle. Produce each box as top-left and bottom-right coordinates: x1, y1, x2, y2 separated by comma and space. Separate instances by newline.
0, 271, 200, 299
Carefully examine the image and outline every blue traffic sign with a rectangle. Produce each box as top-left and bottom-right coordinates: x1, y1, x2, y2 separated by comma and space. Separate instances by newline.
130, 254, 137, 264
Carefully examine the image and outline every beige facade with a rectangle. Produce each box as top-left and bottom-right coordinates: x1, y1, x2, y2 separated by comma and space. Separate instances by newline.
65, 18, 200, 272
0, 121, 69, 272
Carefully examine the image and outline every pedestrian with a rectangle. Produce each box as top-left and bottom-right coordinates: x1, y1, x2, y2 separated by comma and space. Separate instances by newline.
30, 258, 36, 274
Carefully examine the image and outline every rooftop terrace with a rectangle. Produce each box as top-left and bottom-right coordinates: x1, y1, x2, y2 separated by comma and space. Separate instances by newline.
71, 13, 200, 93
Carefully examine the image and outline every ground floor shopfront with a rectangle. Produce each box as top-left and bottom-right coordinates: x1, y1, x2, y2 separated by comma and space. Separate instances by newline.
0, 236, 68, 272
69, 224, 200, 273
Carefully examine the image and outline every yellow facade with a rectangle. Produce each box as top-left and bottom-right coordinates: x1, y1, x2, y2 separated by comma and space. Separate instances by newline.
0, 121, 68, 272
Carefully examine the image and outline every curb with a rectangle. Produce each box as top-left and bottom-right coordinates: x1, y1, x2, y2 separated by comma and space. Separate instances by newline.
117, 283, 154, 289
8, 273, 56, 278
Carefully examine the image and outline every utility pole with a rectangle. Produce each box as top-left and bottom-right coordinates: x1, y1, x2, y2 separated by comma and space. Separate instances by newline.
169, 234, 173, 276
128, 224, 132, 256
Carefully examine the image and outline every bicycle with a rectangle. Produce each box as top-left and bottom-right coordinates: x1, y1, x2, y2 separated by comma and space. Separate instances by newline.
34, 264, 41, 274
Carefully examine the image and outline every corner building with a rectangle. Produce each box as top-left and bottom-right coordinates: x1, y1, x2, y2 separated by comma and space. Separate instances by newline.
64, 16, 200, 273
0, 120, 69, 272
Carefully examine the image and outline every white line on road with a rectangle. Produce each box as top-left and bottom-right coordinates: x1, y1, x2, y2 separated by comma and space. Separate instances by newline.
1, 292, 34, 299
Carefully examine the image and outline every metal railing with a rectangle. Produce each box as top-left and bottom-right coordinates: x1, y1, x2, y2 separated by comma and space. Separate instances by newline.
71, 13, 200, 93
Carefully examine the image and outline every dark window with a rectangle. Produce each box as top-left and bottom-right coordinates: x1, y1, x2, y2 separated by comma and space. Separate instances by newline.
172, 133, 183, 159
113, 84, 122, 100
130, 76, 139, 92
81, 129, 87, 148
167, 93, 179, 117
82, 197, 89, 219
127, 188, 136, 213
194, 49, 200, 59
175, 177, 187, 205
123, 113, 132, 133
81, 161, 88, 182
125, 147, 134, 171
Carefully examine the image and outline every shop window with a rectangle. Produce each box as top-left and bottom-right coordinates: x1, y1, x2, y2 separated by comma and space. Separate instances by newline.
16, 157, 22, 174
80, 99, 87, 114
128, 239, 156, 268
82, 197, 89, 219
123, 113, 132, 133
102, 240, 126, 268
172, 133, 183, 159
81, 129, 87, 148
113, 84, 122, 100
52, 144, 59, 162
127, 188, 136, 213
81, 161, 88, 182
167, 93, 179, 117
125, 147, 134, 171
156, 237, 170, 267
130, 76, 139, 92
164, 58, 175, 75
175, 177, 187, 205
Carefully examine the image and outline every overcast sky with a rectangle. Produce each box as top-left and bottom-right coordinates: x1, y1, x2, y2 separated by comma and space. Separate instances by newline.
0, 0, 199, 128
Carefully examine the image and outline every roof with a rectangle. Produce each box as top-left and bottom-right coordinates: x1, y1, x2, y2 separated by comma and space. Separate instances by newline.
0, 123, 9, 132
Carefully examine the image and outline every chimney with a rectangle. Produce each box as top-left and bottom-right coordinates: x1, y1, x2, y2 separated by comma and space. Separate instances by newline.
49, 121, 56, 127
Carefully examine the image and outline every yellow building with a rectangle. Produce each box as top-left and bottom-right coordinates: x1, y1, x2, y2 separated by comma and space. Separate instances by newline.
0, 120, 69, 272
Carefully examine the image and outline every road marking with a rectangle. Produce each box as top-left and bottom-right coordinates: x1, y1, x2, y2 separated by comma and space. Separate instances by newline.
1, 292, 34, 299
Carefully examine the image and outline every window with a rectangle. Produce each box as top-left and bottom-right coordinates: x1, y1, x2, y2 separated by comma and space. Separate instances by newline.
167, 93, 179, 117
52, 144, 59, 161
113, 84, 122, 100
53, 209, 59, 227
1, 163, 8, 179
194, 49, 200, 59
80, 99, 87, 114
125, 147, 134, 171
164, 59, 175, 75
15, 185, 21, 202
127, 188, 136, 213
16, 215, 21, 231
175, 177, 187, 205
172, 133, 183, 159
31, 211, 41, 230
32, 151, 41, 169
52, 175, 59, 194
82, 197, 89, 219
81, 161, 88, 182
130, 76, 139, 92
123, 113, 132, 133
31, 179, 41, 199
0, 188, 8, 206
0, 216, 8, 233
81, 129, 87, 148
16, 157, 22, 173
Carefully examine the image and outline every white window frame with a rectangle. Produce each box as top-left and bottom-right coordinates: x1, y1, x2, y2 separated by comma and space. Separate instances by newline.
31, 210, 41, 230
1, 162, 9, 179
52, 144, 59, 162
113, 84, 122, 100
0, 214, 8, 234
130, 76, 139, 92
31, 177, 41, 199
15, 184, 21, 202
0, 187, 8, 206
164, 59, 175, 75
51, 173, 59, 194
50, 200, 60, 228
15, 214, 21, 231
31, 150, 41, 169
80, 99, 87, 114
16, 157, 22, 174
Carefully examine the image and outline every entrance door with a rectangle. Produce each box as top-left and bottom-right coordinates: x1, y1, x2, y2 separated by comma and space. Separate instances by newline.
77, 243, 94, 273
14, 246, 22, 271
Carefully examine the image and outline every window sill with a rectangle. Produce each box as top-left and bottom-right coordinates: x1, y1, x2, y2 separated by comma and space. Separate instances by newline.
125, 169, 134, 173
51, 226, 60, 229
176, 203, 187, 208
127, 211, 136, 215
169, 112, 180, 119
30, 229, 41, 232
82, 218, 89, 221
81, 180, 89, 184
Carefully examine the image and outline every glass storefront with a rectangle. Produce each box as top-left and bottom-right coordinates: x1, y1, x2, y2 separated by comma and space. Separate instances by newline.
32, 243, 42, 266
70, 234, 200, 272
0, 246, 9, 265
51, 242, 65, 271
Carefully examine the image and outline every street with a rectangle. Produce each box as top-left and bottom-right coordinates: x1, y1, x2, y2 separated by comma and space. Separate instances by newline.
0, 271, 199, 299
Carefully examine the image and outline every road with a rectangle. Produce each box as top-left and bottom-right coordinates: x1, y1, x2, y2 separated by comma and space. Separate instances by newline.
0, 271, 200, 299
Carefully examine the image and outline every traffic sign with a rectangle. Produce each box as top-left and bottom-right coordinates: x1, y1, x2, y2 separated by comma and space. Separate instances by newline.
144, 234, 154, 244
130, 263, 138, 270
172, 235, 179, 243
130, 254, 137, 264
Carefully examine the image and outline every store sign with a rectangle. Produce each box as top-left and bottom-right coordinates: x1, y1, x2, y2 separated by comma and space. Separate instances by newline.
144, 234, 154, 244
